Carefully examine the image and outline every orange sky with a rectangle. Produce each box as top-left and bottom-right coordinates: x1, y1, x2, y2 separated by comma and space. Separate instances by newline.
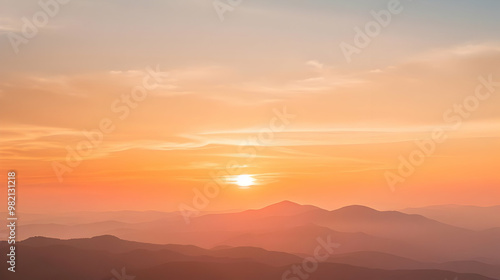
1, 0, 500, 213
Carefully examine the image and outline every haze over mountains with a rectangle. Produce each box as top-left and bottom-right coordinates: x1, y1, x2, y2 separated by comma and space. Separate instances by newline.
402, 205, 500, 230
1, 201, 499, 279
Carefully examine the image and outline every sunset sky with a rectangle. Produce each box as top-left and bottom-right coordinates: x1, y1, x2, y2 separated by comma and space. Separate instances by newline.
1, 0, 500, 213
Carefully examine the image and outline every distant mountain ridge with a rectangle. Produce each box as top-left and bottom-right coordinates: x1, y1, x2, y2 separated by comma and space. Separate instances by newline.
2, 201, 500, 265
402, 205, 500, 230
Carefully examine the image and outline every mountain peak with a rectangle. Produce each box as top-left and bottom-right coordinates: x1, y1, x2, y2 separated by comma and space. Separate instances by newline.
23, 236, 59, 242
272, 200, 302, 207
334, 205, 378, 214
263, 200, 308, 210
254, 200, 323, 216
90, 235, 121, 241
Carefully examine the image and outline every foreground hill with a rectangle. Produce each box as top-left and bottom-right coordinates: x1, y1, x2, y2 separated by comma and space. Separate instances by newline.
127, 261, 492, 280
0, 236, 494, 280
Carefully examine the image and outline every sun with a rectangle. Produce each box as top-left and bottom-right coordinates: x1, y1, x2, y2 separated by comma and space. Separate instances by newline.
234, 174, 255, 188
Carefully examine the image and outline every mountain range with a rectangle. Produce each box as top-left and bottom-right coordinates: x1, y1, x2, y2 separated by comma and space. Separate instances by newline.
1, 201, 499, 279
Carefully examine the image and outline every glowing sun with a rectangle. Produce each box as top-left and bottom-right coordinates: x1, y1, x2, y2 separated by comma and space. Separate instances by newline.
234, 174, 255, 188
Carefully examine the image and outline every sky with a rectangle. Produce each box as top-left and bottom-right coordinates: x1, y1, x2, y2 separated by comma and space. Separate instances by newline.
0, 0, 500, 213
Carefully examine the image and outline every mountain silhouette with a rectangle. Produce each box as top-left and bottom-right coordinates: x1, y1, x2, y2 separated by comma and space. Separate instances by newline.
1, 235, 495, 280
